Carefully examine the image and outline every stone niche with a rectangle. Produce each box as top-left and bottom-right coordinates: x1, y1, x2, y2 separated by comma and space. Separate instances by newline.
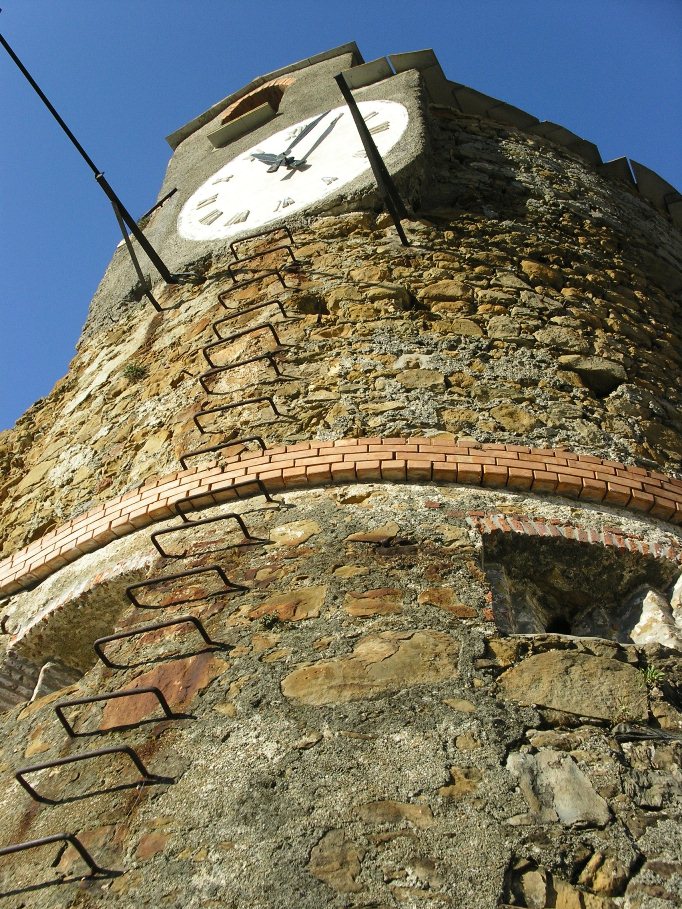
485, 532, 681, 646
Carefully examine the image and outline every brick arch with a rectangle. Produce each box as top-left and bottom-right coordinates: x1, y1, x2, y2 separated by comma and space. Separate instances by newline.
1, 438, 680, 596
220, 76, 295, 125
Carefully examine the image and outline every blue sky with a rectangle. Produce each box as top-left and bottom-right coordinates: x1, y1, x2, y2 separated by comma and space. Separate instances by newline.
1, 0, 680, 430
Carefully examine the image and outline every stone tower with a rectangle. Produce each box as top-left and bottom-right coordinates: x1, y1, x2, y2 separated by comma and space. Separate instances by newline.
0, 43, 681, 909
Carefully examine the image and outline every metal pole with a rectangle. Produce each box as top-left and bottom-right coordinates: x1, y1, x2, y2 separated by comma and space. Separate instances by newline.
0, 30, 179, 284
334, 72, 410, 245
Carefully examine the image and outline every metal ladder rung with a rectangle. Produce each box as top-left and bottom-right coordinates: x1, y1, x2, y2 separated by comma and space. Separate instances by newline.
125, 564, 247, 609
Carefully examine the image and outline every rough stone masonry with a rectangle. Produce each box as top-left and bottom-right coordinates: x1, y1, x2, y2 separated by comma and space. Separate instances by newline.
0, 43, 681, 909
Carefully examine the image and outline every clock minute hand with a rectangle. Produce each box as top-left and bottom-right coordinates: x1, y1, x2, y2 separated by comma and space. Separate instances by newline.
280, 114, 344, 180
263, 110, 332, 172
289, 114, 343, 166
281, 109, 331, 157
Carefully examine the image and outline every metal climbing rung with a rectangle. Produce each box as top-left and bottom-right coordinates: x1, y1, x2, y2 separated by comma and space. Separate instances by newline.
178, 434, 266, 470
0, 833, 112, 877
54, 687, 183, 737
94, 616, 231, 669
229, 224, 296, 259
201, 322, 288, 368
125, 564, 246, 608
175, 477, 282, 520
193, 397, 283, 434
15, 746, 171, 804
198, 354, 285, 394
222, 269, 288, 291
228, 245, 299, 283
214, 298, 290, 330
150, 512, 268, 559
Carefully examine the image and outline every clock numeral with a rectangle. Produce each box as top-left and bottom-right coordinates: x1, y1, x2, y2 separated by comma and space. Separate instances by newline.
321, 176, 338, 185
212, 175, 233, 185
196, 194, 219, 209
284, 125, 306, 140
273, 197, 295, 212
225, 209, 250, 225
363, 111, 378, 122
369, 121, 390, 135
352, 149, 368, 159
199, 209, 223, 225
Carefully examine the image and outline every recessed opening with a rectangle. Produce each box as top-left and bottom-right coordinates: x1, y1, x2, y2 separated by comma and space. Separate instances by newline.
484, 533, 679, 643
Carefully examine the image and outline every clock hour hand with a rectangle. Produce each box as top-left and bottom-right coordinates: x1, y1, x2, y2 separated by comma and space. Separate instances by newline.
251, 151, 281, 166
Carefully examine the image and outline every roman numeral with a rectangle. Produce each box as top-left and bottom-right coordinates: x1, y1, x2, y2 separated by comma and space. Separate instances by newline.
225, 210, 249, 225
369, 121, 390, 135
199, 209, 222, 225
321, 176, 338, 185
363, 111, 378, 121
212, 175, 233, 184
196, 194, 219, 209
274, 197, 294, 212
352, 149, 368, 159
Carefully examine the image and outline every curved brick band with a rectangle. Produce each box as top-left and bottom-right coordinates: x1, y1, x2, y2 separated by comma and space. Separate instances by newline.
1, 438, 681, 596
466, 512, 681, 564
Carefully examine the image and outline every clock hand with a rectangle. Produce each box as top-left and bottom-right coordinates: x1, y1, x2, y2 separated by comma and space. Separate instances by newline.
282, 109, 331, 156
250, 151, 280, 165
263, 109, 332, 173
282, 113, 343, 174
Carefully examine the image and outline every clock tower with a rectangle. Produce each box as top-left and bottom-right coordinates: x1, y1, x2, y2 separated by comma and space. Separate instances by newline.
1, 43, 681, 909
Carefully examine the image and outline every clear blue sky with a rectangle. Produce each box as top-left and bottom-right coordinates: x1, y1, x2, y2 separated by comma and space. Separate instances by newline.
1, 0, 680, 430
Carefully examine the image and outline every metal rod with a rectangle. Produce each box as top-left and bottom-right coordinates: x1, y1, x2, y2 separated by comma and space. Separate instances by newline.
111, 202, 163, 311
15, 746, 170, 803
0, 833, 111, 877
194, 397, 283, 434
229, 224, 296, 259
0, 31, 179, 284
94, 616, 231, 668
176, 477, 281, 520
213, 299, 290, 330
150, 512, 268, 559
54, 686, 181, 737
202, 322, 286, 367
126, 564, 247, 609
334, 72, 409, 245
179, 434, 266, 471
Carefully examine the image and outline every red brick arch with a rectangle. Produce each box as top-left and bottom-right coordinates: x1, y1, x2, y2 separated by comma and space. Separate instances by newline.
1, 438, 680, 596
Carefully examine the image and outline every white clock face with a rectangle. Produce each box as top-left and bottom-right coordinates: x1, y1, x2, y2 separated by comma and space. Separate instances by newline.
178, 100, 409, 241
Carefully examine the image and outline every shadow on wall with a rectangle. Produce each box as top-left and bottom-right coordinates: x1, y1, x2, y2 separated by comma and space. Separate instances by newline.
485, 534, 682, 649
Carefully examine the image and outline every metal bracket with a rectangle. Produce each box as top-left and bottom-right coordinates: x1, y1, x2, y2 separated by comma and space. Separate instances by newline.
150, 512, 269, 559
94, 615, 231, 668
229, 224, 296, 259
199, 354, 285, 394
125, 564, 246, 609
0, 833, 113, 878
193, 397, 283, 434
178, 434, 266, 470
175, 477, 283, 520
202, 322, 288, 368
15, 746, 171, 804
54, 687, 183, 737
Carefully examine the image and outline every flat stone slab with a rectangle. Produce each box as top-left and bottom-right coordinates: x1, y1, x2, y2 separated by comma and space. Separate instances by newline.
497, 649, 648, 722
281, 629, 459, 705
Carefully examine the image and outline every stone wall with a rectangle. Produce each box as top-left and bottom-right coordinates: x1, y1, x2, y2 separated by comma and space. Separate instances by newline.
1, 113, 681, 558
0, 482, 681, 908
1, 54, 681, 909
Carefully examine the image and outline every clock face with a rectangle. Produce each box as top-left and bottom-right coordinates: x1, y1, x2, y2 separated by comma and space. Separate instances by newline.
178, 100, 409, 241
